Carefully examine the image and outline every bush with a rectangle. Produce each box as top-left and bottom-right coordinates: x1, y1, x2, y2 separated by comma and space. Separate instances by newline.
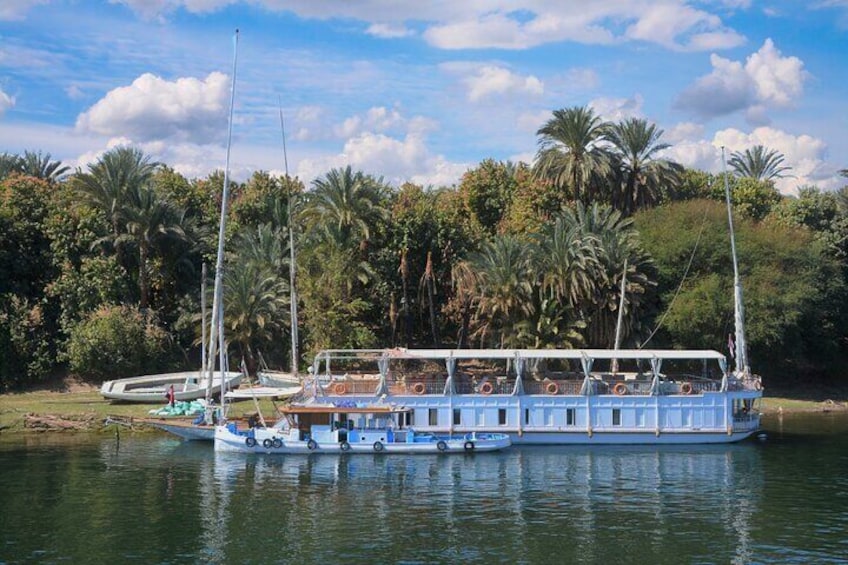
0, 296, 54, 390
67, 305, 171, 381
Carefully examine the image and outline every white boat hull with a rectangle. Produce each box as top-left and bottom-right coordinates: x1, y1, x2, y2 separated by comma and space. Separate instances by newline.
100, 371, 242, 403
214, 425, 510, 454
314, 390, 761, 445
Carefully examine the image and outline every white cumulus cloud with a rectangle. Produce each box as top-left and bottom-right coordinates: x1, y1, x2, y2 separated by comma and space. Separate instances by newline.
75, 72, 230, 144
675, 39, 808, 122
589, 95, 644, 122
662, 125, 836, 195
462, 65, 543, 102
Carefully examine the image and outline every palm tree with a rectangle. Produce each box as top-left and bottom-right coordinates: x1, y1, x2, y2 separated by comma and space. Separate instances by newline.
562, 203, 654, 348
117, 185, 187, 309
607, 118, 682, 215
306, 166, 388, 250
534, 215, 601, 310
222, 262, 289, 371
728, 145, 791, 181
533, 106, 612, 204
20, 150, 70, 183
468, 235, 536, 347
450, 260, 482, 349
73, 146, 161, 236
0, 152, 23, 180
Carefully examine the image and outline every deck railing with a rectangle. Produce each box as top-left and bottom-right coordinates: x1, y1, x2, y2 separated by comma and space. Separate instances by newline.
323, 374, 727, 397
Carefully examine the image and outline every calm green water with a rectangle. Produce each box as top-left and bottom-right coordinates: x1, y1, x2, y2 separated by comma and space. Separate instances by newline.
1, 414, 847, 564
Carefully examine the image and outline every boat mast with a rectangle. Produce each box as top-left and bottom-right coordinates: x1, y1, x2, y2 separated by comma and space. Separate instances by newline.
611, 258, 628, 374
206, 29, 240, 393
721, 147, 750, 376
278, 98, 299, 378
201, 262, 208, 395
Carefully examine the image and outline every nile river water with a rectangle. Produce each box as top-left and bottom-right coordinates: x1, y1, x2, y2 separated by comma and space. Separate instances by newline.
1, 413, 847, 564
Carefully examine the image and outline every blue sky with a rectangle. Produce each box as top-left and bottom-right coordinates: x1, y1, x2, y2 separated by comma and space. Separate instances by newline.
1, 1, 846, 193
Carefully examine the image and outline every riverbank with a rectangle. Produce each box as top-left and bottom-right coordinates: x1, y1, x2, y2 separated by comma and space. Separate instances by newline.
1, 379, 846, 435
0, 379, 281, 435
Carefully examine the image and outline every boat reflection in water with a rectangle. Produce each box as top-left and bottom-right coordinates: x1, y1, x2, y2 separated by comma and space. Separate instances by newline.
200, 444, 763, 563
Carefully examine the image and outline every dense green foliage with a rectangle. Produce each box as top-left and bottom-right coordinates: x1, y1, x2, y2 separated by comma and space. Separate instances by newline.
66, 305, 171, 380
1, 108, 846, 389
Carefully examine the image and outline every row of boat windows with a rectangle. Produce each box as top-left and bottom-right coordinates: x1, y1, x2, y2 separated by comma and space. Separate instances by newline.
421, 408, 587, 427
415, 407, 726, 428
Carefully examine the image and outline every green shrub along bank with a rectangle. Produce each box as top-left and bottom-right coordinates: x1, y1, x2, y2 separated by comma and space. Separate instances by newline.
66, 305, 173, 381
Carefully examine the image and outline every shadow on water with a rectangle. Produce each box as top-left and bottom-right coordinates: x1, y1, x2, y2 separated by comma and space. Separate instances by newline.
1, 413, 846, 564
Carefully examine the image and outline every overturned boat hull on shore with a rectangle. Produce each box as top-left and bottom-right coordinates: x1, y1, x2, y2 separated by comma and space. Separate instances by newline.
100, 371, 242, 403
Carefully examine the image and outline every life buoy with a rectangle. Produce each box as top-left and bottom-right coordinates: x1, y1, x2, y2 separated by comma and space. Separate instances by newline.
463, 441, 475, 452
436, 440, 447, 452
272, 438, 283, 449
262, 438, 273, 449
412, 382, 426, 395
546, 381, 559, 395
480, 382, 494, 395
613, 383, 628, 396
245, 437, 257, 448
373, 441, 384, 452
307, 439, 318, 451
333, 382, 346, 395
680, 382, 693, 395
340, 441, 351, 452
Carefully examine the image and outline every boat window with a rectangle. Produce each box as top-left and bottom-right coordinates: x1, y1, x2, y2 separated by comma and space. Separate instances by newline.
524, 408, 530, 425
428, 408, 438, 426
453, 408, 461, 426
612, 408, 621, 426
566, 408, 575, 426
498, 409, 507, 426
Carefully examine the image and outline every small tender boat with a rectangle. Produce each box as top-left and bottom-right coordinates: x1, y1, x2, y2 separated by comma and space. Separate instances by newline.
214, 404, 511, 454
100, 371, 242, 403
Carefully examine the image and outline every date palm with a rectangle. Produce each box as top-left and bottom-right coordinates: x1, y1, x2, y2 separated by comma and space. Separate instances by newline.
728, 145, 791, 181
0, 152, 23, 180
564, 203, 654, 348
306, 166, 388, 250
468, 235, 536, 347
222, 261, 289, 370
533, 106, 612, 204
535, 216, 601, 310
73, 146, 160, 236
20, 150, 70, 183
607, 118, 682, 215
117, 185, 187, 309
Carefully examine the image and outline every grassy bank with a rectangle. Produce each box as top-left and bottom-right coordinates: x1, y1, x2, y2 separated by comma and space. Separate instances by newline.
0, 384, 282, 435
2, 381, 846, 436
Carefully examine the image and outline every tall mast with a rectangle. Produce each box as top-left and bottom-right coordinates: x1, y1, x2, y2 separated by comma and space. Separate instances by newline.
278, 98, 299, 378
201, 262, 209, 397
611, 258, 628, 374
721, 147, 749, 376
206, 29, 240, 390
